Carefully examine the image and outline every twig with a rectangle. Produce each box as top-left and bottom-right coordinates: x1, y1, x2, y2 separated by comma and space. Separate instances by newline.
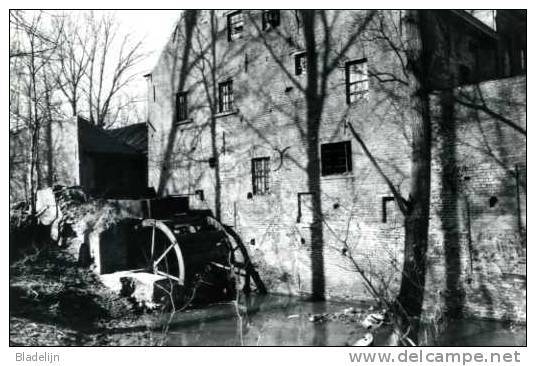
347, 122, 409, 214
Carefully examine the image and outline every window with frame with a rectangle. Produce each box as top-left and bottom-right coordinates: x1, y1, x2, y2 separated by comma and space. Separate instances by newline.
295, 52, 307, 75
227, 11, 244, 41
382, 196, 395, 223
321, 141, 352, 176
252, 157, 270, 195
218, 80, 234, 113
176, 91, 188, 122
262, 10, 280, 30
346, 58, 369, 103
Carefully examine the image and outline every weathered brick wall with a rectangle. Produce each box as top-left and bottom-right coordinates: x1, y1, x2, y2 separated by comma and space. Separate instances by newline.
425, 76, 526, 322
148, 10, 526, 321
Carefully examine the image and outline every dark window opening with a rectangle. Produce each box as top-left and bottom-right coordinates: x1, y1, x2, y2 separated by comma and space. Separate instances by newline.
218, 80, 234, 113
227, 11, 244, 41
295, 52, 307, 75
176, 91, 188, 122
252, 157, 270, 195
382, 196, 395, 223
470, 41, 480, 81
262, 10, 280, 30
321, 141, 352, 176
489, 196, 498, 208
459, 64, 471, 84
345, 58, 369, 103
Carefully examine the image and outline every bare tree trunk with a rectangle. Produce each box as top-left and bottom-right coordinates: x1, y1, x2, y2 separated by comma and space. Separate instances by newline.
209, 11, 222, 220
29, 39, 40, 219
302, 10, 326, 301
95, 18, 109, 126
88, 36, 96, 124
43, 71, 55, 186
395, 10, 432, 343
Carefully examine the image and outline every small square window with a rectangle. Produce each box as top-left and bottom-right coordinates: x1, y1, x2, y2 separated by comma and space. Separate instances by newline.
295, 52, 307, 76
262, 10, 280, 30
252, 157, 270, 195
176, 91, 188, 122
228, 11, 244, 41
218, 80, 234, 113
346, 58, 369, 103
321, 141, 352, 176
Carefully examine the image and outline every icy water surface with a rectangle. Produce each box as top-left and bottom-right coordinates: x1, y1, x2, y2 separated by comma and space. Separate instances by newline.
153, 295, 525, 346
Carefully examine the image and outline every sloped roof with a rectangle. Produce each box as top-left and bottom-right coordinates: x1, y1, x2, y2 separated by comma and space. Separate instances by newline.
78, 118, 145, 156
107, 123, 148, 155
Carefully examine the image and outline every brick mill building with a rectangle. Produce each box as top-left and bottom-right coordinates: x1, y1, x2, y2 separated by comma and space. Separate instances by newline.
146, 10, 526, 321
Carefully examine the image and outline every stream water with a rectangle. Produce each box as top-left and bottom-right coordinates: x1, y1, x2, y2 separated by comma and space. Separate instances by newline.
153, 295, 525, 346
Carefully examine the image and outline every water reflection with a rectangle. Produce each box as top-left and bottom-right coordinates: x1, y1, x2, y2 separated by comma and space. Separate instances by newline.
159, 295, 525, 346
311, 301, 328, 346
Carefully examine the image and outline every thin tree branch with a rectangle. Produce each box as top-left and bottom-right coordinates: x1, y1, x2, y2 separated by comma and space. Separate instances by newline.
348, 122, 408, 214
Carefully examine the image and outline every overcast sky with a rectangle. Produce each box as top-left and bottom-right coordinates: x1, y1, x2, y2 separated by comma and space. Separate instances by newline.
103, 10, 181, 122
113, 10, 181, 74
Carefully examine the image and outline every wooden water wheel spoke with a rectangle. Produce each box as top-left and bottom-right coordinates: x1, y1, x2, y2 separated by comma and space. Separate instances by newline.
202, 217, 267, 294
141, 219, 185, 286
155, 270, 183, 284
222, 224, 267, 294
134, 215, 265, 302
150, 223, 156, 262
209, 261, 231, 270
131, 268, 149, 273
153, 243, 179, 268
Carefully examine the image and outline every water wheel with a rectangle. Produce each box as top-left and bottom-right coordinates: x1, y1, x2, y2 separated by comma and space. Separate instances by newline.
136, 219, 185, 286
129, 215, 266, 308
204, 217, 267, 294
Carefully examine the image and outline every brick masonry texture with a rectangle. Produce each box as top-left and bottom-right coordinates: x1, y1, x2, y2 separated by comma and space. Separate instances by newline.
147, 10, 526, 322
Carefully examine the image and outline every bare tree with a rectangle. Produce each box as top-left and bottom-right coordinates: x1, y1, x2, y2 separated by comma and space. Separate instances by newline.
9, 11, 64, 216
10, 10, 148, 206
84, 12, 145, 127
347, 9, 526, 342
241, 10, 377, 301
52, 12, 91, 116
